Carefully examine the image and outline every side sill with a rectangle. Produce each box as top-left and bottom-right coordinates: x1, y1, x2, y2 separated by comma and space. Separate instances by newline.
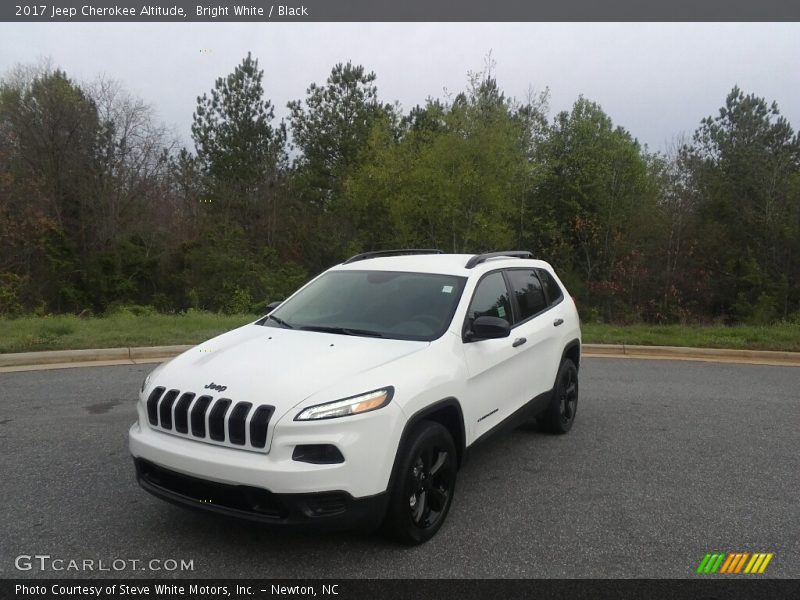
463, 388, 553, 462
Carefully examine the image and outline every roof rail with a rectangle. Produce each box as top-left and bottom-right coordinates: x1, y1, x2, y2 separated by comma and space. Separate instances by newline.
465, 251, 534, 269
343, 249, 444, 265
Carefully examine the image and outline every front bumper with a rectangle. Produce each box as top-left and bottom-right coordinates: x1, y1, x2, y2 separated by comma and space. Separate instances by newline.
134, 458, 388, 530
129, 398, 404, 498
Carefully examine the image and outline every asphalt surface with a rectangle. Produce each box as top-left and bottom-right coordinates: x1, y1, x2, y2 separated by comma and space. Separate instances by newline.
1, 358, 798, 579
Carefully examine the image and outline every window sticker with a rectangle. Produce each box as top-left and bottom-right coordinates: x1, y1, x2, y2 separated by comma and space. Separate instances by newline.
497, 306, 506, 318
442, 285, 453, 293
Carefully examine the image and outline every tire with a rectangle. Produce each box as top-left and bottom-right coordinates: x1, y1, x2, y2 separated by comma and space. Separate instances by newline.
384, 420, 457, 545
541, 358, 579, 434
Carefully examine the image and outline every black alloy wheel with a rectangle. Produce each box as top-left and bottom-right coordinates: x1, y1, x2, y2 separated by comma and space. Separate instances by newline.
559, 365, 578, 425
384, 420, 457, 544
408, 443, 452, 529
541, 358, 579, 434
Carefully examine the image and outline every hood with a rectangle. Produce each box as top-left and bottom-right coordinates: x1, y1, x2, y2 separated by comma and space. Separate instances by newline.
150, 323, 427, 416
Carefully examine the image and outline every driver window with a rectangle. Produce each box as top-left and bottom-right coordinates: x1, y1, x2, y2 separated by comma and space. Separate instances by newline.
467, 272, 512, 324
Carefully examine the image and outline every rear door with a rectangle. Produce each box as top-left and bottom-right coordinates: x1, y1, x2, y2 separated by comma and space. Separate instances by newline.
535, 267, 570, 386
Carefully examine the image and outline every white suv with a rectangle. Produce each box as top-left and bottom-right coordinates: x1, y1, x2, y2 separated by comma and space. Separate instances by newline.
129, 250, 581, 544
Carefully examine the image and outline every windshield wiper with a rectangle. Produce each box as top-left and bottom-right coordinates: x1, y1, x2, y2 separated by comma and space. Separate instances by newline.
265, 314, 294, 329
298, 325, 384, 338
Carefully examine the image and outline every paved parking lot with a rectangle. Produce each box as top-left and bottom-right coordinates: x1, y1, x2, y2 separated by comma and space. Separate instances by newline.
1, 358, 798, 578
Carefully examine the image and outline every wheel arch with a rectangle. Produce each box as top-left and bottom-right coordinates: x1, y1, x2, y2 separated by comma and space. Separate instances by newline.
385, 398, 466, 494
561, 338, 581, 371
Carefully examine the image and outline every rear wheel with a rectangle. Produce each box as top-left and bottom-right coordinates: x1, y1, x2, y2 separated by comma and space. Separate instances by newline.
541, 358, 579, 434
384, 421, 457, 545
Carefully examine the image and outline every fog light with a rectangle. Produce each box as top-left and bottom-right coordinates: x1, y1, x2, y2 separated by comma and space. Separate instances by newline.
292, 444, 344, 464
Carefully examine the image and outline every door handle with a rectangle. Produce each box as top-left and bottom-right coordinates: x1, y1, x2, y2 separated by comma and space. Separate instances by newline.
553, 318, 564, 327
512, 337, 527, 348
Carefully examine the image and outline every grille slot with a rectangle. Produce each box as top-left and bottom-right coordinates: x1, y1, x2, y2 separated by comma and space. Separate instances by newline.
228, 402, 253, 445
147, 387, 274, 452
250, 405, 275, 449
173, 392, 196, 434
208, 398, 232, 441
190, 395, 213, 437
136, 459, 286, 519
146, 387, 165, 425
159, 390, 180, 429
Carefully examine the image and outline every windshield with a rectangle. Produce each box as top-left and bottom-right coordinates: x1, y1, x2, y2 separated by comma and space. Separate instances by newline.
263, 270, 467, 341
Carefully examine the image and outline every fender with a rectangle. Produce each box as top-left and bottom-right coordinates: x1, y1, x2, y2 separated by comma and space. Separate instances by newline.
560, 338, 581, 370
384, 397, 466, 495
544, 337, 581, 407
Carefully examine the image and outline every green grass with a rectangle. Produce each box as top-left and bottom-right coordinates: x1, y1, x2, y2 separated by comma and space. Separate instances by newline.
1, 313, 798, 354
0, 312, 258, 354
581, 322, 800, 352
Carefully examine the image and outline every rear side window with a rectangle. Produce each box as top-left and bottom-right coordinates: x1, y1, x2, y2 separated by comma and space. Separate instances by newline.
536, 268, 564, 306
466, 272, 512, 323
506, 269, 547, 321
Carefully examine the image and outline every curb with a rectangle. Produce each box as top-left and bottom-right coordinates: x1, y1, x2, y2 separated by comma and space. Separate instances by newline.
582, 343, 800, 366
0, 345, 193, 371
1, 343, 799, 372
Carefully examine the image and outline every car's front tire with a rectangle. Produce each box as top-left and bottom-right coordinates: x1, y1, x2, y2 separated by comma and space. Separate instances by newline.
541, 358, 579, 434
384, 420, 457, 545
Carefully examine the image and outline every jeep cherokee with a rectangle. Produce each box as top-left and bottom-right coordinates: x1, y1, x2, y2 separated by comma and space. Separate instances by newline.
129, 250, 581, 544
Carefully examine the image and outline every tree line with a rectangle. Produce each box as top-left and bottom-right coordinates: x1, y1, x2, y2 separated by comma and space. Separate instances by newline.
1, 54, 799, 324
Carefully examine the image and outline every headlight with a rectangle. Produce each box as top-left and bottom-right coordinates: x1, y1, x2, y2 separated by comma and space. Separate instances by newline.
295, 387, 394, 421
140, 363, 166, 395
140, 372, 152, 394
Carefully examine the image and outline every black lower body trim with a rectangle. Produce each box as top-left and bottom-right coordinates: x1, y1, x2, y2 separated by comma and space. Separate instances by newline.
134, 458, 388, 531
465, 387, 553, 457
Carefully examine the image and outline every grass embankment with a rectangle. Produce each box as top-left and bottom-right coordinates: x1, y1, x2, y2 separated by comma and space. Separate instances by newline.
0, 312, 257, 354
581, 322, 800, 352
0, 313, 798, 354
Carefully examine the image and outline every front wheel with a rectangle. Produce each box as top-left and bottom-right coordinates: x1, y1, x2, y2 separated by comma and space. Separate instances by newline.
384, 420, 457, 545
541, 358, 579, 434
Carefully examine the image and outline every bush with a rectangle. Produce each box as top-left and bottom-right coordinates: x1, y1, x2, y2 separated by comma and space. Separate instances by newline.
104, 303, 157, 317
222, 286, 254, 315
0, 273, 25, 316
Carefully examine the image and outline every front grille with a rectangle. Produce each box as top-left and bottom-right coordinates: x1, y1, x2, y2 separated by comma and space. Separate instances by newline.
159, 390, 180, 429
250, 405, 275, 449
145, 387, 275, 453
173, 393, 195, 433
146, 386, 165, 425
228, 402, 253, 445
191, 395, 212, 437
208, 398, 231, 441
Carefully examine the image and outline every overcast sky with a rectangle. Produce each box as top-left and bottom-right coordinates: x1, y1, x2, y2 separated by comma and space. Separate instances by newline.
1, 22, 798, 152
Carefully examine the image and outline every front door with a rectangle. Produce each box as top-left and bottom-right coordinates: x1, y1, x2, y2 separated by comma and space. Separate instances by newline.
461, 271, 525, 439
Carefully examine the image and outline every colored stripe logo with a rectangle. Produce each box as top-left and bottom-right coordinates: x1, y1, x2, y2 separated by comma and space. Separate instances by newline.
696, 552, 773, 574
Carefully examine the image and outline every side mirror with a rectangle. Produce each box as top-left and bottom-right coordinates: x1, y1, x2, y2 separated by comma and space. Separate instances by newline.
468, 316, 511, 341
265, 300, 283, 314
